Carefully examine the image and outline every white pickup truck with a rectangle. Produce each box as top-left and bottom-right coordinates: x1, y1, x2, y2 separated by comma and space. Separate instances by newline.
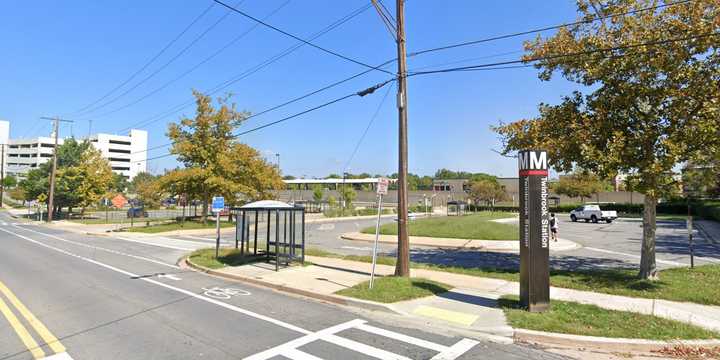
569, 204, 618, 223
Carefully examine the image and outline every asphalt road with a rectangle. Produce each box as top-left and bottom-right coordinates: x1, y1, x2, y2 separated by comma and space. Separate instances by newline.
0, 212, 566, 360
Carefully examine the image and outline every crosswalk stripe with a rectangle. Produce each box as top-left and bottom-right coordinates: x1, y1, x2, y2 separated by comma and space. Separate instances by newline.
355, 323, 449, 352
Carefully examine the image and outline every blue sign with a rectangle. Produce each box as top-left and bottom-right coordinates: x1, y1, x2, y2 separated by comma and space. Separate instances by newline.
212, 196, 225, 213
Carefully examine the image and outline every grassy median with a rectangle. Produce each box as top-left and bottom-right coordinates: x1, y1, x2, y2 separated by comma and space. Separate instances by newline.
361, 212, 518, 240
336, 277, 451, 303
499, 296, 720, 340
124, 220, 235, 233
306, 248, 720, 306
188, 248, 262, 269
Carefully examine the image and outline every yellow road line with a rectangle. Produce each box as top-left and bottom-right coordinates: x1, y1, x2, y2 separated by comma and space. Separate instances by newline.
0, 281, 66, 354
413, 305, 479, 327
0, 294, 45, 359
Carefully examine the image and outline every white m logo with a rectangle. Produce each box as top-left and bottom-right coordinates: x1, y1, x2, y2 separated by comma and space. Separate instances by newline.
518, 151, 547, 170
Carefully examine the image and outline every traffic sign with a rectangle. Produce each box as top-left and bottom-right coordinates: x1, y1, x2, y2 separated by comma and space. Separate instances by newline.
376, 178, 390, 195
212, 196, 225, 213
111, 194, 127, 209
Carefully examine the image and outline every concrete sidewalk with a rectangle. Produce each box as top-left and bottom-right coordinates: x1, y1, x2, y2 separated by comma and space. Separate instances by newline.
206, 255, 720, 335
341, 232, 580, 252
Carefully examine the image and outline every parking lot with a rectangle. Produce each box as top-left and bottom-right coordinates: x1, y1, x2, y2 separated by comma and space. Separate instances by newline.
409, 215, 720, 271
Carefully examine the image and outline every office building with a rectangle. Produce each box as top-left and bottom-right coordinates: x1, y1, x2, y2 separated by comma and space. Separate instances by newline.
2, 120, 147, 180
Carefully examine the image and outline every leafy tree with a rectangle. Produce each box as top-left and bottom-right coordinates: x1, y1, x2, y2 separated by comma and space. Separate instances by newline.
19, 138, 91, 213
312, 185, 324, 203
161, 91, 283, 223
73, 147, 114, 215
131, 172, 162, 209
110, 173, 129, 194
469, 179, 507, 210
2, 175, 17, 189
327, 195, 337, 208
326, 174, 341, 179
551, 171, 610, 203
494, 0, 719, 279
8, 187, 25, 204
339, 185, 357, 211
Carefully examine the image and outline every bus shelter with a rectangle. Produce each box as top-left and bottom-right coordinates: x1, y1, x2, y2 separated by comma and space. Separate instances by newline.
447, 200, 467, 216
231, 200, 305, 271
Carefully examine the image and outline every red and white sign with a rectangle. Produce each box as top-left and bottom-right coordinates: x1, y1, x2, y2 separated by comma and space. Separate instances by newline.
376, 178, 390, 195
111, 194, 127, 209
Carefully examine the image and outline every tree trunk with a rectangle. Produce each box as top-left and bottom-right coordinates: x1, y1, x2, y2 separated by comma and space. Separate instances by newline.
639, 194, 658, 280
201, 195, 209, 225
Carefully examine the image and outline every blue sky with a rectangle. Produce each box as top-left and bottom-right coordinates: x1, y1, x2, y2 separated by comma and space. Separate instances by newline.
0, 1, 582, 178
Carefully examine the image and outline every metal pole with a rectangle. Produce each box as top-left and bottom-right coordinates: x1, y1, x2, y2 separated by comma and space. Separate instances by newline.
215, 210, 221, 258
394, 0, 410, 277
370, 194, 384, 289
688, 202, 695, 268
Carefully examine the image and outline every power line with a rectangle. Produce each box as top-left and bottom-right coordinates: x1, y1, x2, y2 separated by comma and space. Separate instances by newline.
131, 57, 396, 155
77, 1, 245, 117
407, 50, 524, 73
141, 79, 395, 163
343, 81, 393, 172
70, 2, 216, 115
407, 0, 695, 57
213, 0, 394, 75
116, 3, 380, 134
80, 0, 290, 121
408, 32, 718, 76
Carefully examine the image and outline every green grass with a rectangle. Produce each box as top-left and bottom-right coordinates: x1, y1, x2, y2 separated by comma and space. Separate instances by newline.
499, 296, 720, 340
124, 220, 235, 233
361, 212, 518, 240
188, 248, 264, 269
336, 277, 451, 303
305, 248, 720, 306
70, 217, 172, 225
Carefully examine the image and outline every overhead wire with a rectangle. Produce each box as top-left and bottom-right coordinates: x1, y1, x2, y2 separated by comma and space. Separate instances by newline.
343, 81, 394, 173
69, 2, 217, 115
117, 2, 379, 134
407, 0, 695, 57
80, 0, 290, 121
408, 32, 719, 76
77, 1, 245, 117
141, 78, 395, 163
213, 0, 394, 75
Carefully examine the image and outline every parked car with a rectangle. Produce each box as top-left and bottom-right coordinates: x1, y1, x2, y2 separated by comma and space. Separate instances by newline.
570, 204, 617, 223
127, 207, 149, 218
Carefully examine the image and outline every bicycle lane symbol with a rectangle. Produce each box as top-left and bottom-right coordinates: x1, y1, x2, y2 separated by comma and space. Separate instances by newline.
201, 287, 252, 300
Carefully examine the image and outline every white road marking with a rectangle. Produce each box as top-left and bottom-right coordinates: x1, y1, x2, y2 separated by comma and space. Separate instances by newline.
316, 224, 334, 231
584, 247, 685, 266
322, 334, 413, 360
2, 227, 478, 360
0, 227, 310, 335
283, 349, 324, 360
244, 318, 477, 360
430, 339, 481, 360
354, 323, 448, 352
341, 246, 372, 251
202, 287, 251, 299
41, 352, 75, 360
180, 235, 216, 242
158, 274, 182, 281
13, 226, 179, 269
112, 236, 195, 251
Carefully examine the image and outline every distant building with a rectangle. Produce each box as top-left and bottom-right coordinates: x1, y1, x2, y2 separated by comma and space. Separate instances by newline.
1, 120, 147, 180
431, 179, 469, 192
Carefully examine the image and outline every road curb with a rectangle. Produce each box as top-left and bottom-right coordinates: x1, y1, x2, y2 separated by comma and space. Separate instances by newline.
513, 328, 720, 352
181, 257, 402, 315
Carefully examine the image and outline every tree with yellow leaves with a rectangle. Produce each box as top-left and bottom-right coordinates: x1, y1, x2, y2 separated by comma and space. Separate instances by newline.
494, 0, 719, 279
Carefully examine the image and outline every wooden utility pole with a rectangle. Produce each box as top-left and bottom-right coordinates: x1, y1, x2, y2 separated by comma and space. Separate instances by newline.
395, 0, 410, 277
41, 116, 72, 222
